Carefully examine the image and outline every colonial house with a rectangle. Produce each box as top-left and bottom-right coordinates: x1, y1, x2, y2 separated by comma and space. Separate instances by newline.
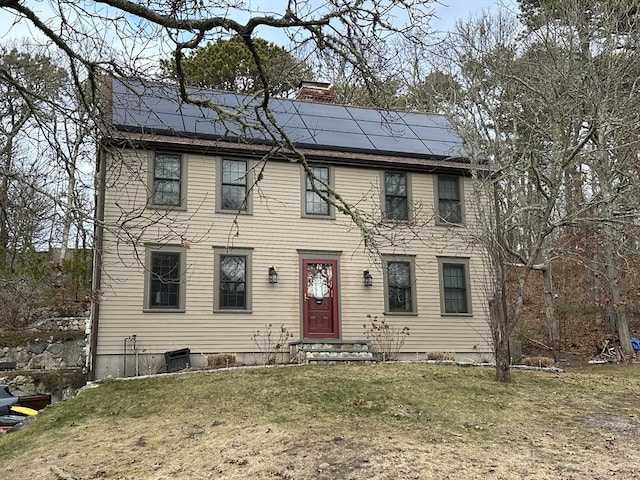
88, 77, 492, 379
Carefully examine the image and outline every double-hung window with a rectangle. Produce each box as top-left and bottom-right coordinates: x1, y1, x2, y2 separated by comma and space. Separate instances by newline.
214, 248, 253, 311
303, 166, 333, 217
383, 256, 417, 314
219, 159, 249, 212
384, 172, 410, 221
151, 153, 183, 207
438, 258, 471, 314
436, 176, 463, 224
145, 246, 186, 311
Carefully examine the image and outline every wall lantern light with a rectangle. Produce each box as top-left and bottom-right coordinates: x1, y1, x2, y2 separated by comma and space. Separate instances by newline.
268, 266, 278, 284
363, 270, 373, 287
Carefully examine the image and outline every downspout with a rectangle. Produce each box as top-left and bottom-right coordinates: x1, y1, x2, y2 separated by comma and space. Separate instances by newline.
88, 74, 112, 381
88, 147, 106, 381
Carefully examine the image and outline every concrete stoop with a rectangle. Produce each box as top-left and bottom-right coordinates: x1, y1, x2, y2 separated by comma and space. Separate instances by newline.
289, 340, 376, 364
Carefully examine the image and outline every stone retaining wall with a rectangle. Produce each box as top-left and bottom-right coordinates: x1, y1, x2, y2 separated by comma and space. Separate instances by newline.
0, 337, 86, 370
0, 316, 88, 370
0, 316, 89, 401
29, 315, 87, 332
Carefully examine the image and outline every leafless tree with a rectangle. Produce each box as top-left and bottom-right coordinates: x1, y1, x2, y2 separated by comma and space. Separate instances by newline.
425, 0, 640, 381
41, 72, 96, 262
1, 1, 437, 249
0, 1, 434, 114
0, 43, 69, 260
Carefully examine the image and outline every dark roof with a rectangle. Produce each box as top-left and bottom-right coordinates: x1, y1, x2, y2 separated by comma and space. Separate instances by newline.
109, 77, 466, 161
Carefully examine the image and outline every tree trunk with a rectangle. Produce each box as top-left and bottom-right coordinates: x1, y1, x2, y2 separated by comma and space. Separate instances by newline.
0, 136, 12, 254
604, 240, 633, 355
58, 165, 76, 263
490, 295, 511, 383
596, 122, 633, 356
542, 251, 560, 349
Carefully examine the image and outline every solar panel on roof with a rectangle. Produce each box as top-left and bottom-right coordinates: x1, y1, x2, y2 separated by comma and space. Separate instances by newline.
271, 112, 307, 129
278, 127, 318, 144
425, 141, 466, 158
409, 125, 462, 144
368, 135, 432, 155
149, 112, 180, 132
345, 106, 387, 122
294, 101, 353, 119
110, 77, 467, 160
191, 118, 227, 137
268, 98, 299, 114
401, 112, 451, 129
302, 115, 363, 134
310, 130, 375, 150
209, 91, 244, 108
357, 120, 418, 139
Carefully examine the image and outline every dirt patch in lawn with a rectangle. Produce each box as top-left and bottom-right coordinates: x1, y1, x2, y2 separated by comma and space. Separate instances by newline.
6, 420, 638, 479
584, 414, 640, 436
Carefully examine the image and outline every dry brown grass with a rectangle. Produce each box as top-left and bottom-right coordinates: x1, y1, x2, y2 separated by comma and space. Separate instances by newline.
1, 363, 640, 479
522, 355, 556, 367
426, 350, 456, 361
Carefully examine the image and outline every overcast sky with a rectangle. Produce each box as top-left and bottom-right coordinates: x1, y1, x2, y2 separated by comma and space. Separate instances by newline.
431, 0, 518, 31
0, 1, 519, 44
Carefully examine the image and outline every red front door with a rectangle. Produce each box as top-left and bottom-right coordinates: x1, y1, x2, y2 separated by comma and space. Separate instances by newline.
302, 259, 339, 338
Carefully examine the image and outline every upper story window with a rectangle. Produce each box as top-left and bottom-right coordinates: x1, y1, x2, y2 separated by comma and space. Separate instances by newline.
384, 172, 410, 221
438, 258, 472, 315
436, 175, 463, 224
303, 166, 334, 218
144, 245, 186, 312
151, 153, 184, 207
222, 159, 247, 210
383, 255, 417, 314
217, 158, 252, 213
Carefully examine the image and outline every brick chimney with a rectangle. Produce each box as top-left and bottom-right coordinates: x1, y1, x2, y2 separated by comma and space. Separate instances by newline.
296, 81, 336, 103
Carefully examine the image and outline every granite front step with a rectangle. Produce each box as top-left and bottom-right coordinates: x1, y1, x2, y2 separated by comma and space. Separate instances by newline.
307, 357, 377, 364
289, 340, 376, 364
303, 343, 370, 351
305, 350, 374, 358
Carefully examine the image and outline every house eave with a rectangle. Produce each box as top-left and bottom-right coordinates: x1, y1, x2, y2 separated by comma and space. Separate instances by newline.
102, 130, 492, 175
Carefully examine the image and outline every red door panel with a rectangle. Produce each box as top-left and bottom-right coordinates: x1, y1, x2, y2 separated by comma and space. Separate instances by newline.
302, 259, 339, 338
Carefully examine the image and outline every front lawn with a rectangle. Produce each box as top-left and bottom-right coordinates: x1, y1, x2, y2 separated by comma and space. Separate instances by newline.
1, 363, 639, 479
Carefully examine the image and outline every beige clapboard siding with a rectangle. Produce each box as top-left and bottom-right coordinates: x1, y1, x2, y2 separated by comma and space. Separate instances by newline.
97, 149, 491, 355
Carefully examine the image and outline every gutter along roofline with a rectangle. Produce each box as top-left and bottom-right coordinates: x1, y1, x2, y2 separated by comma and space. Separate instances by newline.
102, 131, 493, 176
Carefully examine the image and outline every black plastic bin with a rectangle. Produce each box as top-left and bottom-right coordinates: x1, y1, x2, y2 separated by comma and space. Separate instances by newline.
0, 362, 16, 371
165, 348, 190, 373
